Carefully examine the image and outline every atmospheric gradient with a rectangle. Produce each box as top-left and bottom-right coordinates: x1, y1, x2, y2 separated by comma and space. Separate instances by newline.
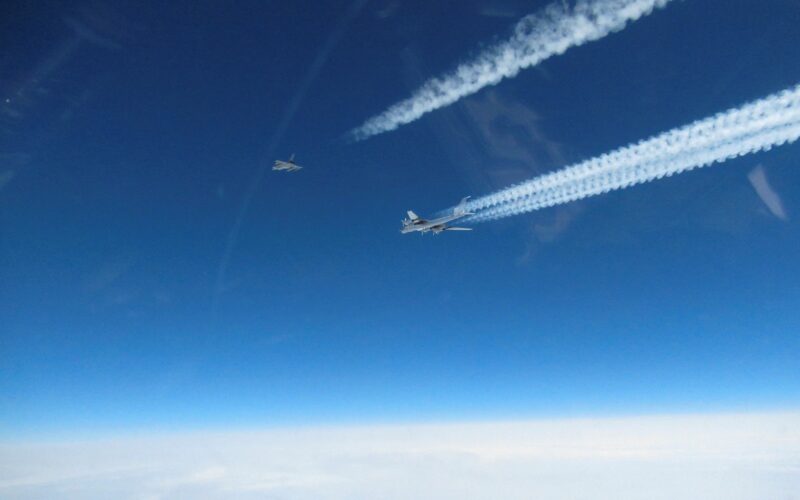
1, 0, 799, 498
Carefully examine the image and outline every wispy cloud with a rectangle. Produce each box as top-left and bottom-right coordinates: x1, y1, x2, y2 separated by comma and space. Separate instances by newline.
0, 153, 29, 193
213, 0, 369, 313
349, 0, 674, 141
748, 164, 788, 220
2, 411, 799, 499
0, 170, 15, 191
458, 84, 800, 223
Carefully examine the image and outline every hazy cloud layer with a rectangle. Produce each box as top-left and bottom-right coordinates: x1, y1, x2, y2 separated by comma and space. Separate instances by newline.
2, 411, 799, 499
349, 0, 673, 141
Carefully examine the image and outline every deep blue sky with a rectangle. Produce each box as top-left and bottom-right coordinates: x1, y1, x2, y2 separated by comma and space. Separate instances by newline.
2, 0, 800, 437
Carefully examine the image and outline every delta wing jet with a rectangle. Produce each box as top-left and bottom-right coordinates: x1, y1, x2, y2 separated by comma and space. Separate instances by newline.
273, 154, 303, 172
401, 196, 474, 235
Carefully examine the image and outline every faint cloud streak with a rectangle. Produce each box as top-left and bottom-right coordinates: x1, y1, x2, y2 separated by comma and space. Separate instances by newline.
0, 170, 15, 191
213, 0, 368, 311
748, 164, 788, 220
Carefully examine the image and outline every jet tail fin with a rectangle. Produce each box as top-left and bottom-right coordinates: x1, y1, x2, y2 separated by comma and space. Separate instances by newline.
454, 196, 473, 216
407, 210, 420, 221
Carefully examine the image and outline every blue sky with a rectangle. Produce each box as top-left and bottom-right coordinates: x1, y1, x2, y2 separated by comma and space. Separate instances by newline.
2, 0, 800, 437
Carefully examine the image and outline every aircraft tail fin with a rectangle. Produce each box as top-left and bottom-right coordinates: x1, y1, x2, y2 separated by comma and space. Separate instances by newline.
454, 196, 473, 216
289, 153, 295, 162
407, 210, 420, 221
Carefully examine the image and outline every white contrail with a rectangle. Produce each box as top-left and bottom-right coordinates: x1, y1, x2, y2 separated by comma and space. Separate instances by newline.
458, 84, 800, 223
349, 0, 674, 141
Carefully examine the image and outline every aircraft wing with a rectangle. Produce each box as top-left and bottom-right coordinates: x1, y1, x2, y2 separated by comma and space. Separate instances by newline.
430, 224, 472, 234
273, 161, 302, 171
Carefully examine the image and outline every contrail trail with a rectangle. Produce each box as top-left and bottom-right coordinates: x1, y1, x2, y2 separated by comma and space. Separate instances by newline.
458, 84, 800, 223
349, 0, 674, 141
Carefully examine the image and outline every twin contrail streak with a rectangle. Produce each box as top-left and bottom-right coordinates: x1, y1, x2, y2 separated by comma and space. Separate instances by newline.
459, 84, 800, 223
349, 0, 674, 141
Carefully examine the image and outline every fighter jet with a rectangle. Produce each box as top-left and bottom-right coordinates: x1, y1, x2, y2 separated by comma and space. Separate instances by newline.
273, 154, 302, 172
401, 196, 474, 235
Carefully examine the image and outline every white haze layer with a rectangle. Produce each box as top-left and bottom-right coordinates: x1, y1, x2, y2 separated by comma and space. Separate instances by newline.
2, 411, 799, 499
349, 0, 673, 141
460, 84, 800, 223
